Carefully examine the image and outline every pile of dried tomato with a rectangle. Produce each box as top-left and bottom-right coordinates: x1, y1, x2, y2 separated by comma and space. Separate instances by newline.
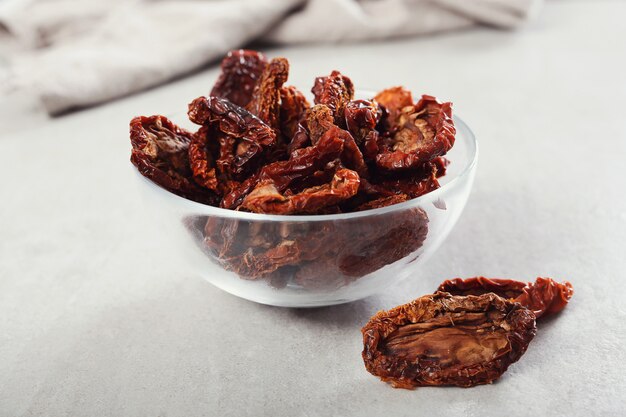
362, 276, 574, 389
184, 205, 429, 289
130, 49, 456, 214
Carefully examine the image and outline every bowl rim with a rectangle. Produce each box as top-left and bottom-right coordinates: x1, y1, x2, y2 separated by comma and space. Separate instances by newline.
134, 115, 478, 222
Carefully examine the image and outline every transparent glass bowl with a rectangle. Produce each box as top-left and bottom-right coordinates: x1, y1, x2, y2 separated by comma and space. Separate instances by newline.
132, 116, 477, 307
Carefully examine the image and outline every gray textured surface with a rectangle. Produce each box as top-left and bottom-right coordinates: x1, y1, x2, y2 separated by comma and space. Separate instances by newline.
1, 1, 625, 416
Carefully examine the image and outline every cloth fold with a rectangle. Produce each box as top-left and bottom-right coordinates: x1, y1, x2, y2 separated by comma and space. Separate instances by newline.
0, 0, 542, 115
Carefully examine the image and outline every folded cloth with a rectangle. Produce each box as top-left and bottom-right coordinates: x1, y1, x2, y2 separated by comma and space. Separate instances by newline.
0, 0, 542, 115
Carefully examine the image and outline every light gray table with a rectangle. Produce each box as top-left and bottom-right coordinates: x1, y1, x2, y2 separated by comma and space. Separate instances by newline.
1, 1, 625, 416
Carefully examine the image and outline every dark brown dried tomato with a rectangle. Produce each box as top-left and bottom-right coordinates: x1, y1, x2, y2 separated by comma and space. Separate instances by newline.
376, 170, 440, 199
193, 195, 429, 287
312, 70, 354, 126
438, 277, 527, 299
287, 123, 310, 155
247, 57, 290, 133
354, 194, 409, 211
300, 105, 370, 178
437, 277, 574, 319
198, 216, 339, 280
203, 216, 245, 259
220, 173, 260, 209
279, 86, 310, 141
285, 159, 340, 194
376, 95, 456, 170
188, 126, 220, 193
130, 115, 218, 205
238, 240, 304, 277
188, 96, 276, 179
432, 156, 449, 178
335, 127, 369, 178
357, 178, 397, 199
344, 99, 382, 145
339, 207, 428, 277
236, 228, 332, 278
373, 86, 413, 126
362, 292, 537, 389
210, 49, 268, 107
362, 130, 382, 161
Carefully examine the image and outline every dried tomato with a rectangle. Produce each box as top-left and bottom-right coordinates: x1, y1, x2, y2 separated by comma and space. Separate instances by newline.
300, 105, 370, 178
220, 173, 260, 209
279, 86, 310, 141
335, 128, 369, 178
437, 277, 574, 319
236, 240, 303, 277
241, 168, 360, 214
131, 51, 463, 289
354, 194, 409, 211
373, 86, 413, 126
306, 104, 335, 145
188, 126, 220, 193
339, 207, 428, 277
236, 228, 333, 278
130, 115, 218, 205
438, 277, 527, 299
210, 49, 268, 107
188, 96, 276, 179
287, 123, 310, 155
432, 156, 449, 178
312, 70, 354, 126
199, 216, 338, 280
203, 216, 243, 259
246, 57, 289, 133
362, 130, 381, 161
376, 95, 456, 170
516, 277, 574, 318
344, 99, 382, 145
257, 125, 345, 191
235, 122, 370, 214
373, 169, 441, 199
196, 197, 429, 287
362, 292, 537, 389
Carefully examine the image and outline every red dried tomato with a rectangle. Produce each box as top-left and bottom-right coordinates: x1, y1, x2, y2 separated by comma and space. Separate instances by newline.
188, 126, 220, 193
438, 277, 527, 299
354, 194, 409, 211
376, 95, 456, 170
312, 70, 354, 126
210, 49, 268, 108
437, 277, 574, 319
362, 292, 537, 389
373, 86, 413, 127
130, 115, 218, 205
344, 99, 382, 145
516, 277, 574, 318
247, 57, 290, 133
188, 96, 276, 179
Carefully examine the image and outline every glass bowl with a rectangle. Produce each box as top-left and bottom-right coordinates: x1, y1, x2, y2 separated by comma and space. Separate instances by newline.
132, 113, 477, 307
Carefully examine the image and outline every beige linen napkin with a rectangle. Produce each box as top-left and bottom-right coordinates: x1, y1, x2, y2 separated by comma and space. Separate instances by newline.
0, 0, 542, 115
